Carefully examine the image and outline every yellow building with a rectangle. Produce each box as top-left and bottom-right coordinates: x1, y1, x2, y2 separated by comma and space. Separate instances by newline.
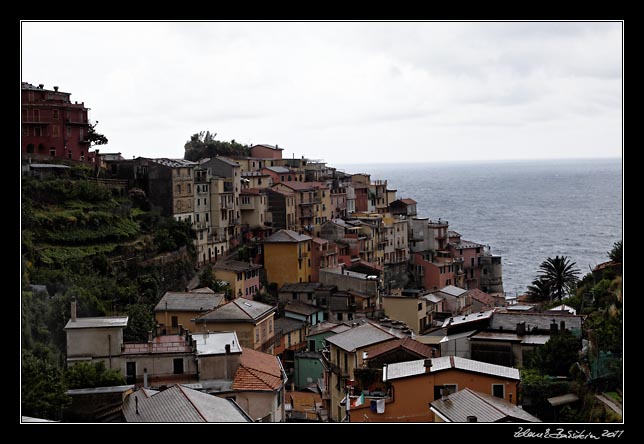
154, 288, 226, 335
193, 298, 276, 352
263, 229, 312, 287
213, 259, 263, 300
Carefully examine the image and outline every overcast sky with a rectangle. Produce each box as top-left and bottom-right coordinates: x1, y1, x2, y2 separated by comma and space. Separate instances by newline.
21, 21, 622, 164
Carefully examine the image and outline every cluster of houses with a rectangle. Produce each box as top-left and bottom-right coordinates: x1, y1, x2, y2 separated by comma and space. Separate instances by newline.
24, 83, 585, 423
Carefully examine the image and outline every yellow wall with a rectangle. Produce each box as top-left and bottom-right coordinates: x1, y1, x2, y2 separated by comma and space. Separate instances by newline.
155, 311, 205, 334
190, 315, 275, 350
264, 241, 311, 288
382, 297, 426, 334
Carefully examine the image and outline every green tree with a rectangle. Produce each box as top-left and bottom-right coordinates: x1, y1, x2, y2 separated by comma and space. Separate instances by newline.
198, 267, 216, 289
538, 255, 580, 301
525, 277, 551, 302
64, 361, 126, 389
123, 304, 156, 342
22, 350, 70, 420
608, 240, 622, 263
183, 131, 250, 161
525, 331, 581, 376
87, 121, 109, 146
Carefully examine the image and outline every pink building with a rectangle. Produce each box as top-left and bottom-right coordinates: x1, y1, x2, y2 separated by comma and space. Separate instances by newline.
412, 252, 459, 291
447, 231, 484, 289
250, 144, 283, 159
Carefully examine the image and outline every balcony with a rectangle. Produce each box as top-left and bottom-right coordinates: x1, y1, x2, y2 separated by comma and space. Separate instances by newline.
220, 200, 234, 209
193, 221, 208, 230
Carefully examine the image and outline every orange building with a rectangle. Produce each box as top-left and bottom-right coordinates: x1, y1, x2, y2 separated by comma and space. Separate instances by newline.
349, 356, 520, 422
263, 229, 312, 287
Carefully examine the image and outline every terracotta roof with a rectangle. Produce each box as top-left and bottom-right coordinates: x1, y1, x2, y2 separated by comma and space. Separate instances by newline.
213, 259, 262, 272
196, 298, 275, 323
284, 300, 322, 316
312, 237, 328, 245
468, 288, 496, 307
252, 144, 283, 151
275, 181, 329, 191
401, 198, 417, 205
363, 337, 434, 360
232, 348, 284, 392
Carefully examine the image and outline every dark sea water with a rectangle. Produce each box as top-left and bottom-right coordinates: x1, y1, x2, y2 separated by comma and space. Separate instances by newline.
336, 158, 623, 296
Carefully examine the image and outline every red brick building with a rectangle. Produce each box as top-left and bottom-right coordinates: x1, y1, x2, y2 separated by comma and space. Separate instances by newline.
21, 82, 96, 163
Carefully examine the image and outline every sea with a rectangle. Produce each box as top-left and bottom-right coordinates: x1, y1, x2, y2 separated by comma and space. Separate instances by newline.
336, 158, 623, 297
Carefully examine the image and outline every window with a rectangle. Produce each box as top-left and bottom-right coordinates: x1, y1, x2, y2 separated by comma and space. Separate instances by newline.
173, 358, 184, 374
337, 313, 343, 321
187, 184, 191, 194
66, 126, 71, 137
343, 352, 348, 373
171, 316, 178, 327
255, 328, 260, 342
79, 129, 84, 141
53, 109, 59, 119
197, 198, 200, 206
33, 109, 40, 122
49, 147, 55, 156
277, 388, 282, 407
204, 198, 207, 205
206, 213, 209, 222
287, 333, 291, 347
418, 302, 423, 311
492, 384, 505, 399
269, 319, 273, 333
34, 127, 42, 137
176, 184, 181, 194
52, 126, 59, 137
196, 213, 200, 222
68, 151, 72, 159
292, 293, 297, 300
23, 126, 28, 136
26, 144, 34, 153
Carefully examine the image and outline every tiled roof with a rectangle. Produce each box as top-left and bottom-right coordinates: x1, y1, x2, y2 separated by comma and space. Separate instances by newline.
213, 259, 262, 272
284, 300, 322, 316
232, 348, 284, 392
274, 317, 307, 335
267, 188, 294, 196
384, 356, 520, 381
326, 323, 397, 352
307, 321, 352, 336
197, 298, 275, 323
192, 287, 216, 294
122, 385, 250, 422
431, 388, 540, 423
400, 198, 417, 205
150, 158, 197, 168
363, 337, 434, 360
263, 229, 312, 243
64, 316, 128, 330
450, 238, 485, 249
312, 237, 328, 245
468, 288, 496, 307
214, 156, 240, 167
154, 291, 225, 312
122, 335, 192, 355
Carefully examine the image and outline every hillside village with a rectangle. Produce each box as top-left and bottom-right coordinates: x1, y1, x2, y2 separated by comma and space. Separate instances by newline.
21, 83, 622, 423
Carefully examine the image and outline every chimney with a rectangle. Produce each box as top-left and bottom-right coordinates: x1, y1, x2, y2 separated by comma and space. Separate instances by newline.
135, 395, 139, 415
143, 368, 148, 389
440, 388, 450, 401
71, 298, 77, 322
550, 320, 558, 335
560, 320, 566, 332
424, 358, 433, 373
38, 84, 44, 89
148, 330, 153, 353
467, 415, 477, 423
225, 344, 231, 354
53, 86, 59, 92
516, 322, 526, 336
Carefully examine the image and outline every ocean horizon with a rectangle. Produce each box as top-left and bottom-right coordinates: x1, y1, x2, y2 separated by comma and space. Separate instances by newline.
335, 157, 623, 297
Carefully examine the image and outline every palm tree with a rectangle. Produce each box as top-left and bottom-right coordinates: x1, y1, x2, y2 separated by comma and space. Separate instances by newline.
525, 277, 551, 302
538, 255, 580, 301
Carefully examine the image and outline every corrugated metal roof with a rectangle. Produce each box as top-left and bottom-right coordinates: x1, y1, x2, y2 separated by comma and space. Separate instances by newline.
435, 285, 468, 297
150, 158, 197, 168
423, 293, 445, 304
197, 298, 275, 323
547, 393, 579, 407
154, 292, 225, 312
263, 229, 312, 243
430, 388, 541, 423
325, 323, 397, 352
192, 331, 242, 356
384, 356, 520, 381
64, 316, 128, 329
67, 385, 134, 396
264, 166, 290, 173
123, 385, 249, 422
442, 310, 495, 328
490, 311, 583, 332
